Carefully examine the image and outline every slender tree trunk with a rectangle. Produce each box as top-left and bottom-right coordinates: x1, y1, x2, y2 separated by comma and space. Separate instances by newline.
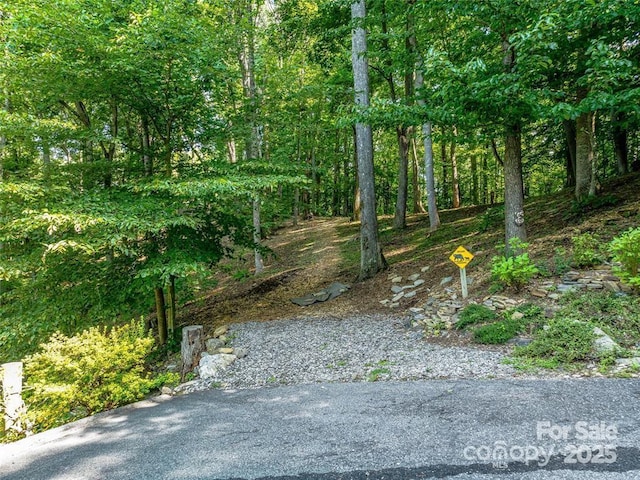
410, 137, 426, 214
142, 117, 152, 176
154, 287, 167, 345
613, 112, 628, 175
351, 0, 386, 280
227, 138, 237, 164
451, 126, 460, 208
253, 196, 264, 274
563, 119, 577, 187
440, 138, 448, 208
471, 155, 479, 205
393, 126, 409, 229
575, 106, 596, 201
481, 153, 488, 204
167, 276, 176, 338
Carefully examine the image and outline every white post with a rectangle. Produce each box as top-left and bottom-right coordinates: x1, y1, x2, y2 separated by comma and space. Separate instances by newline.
2, 362, 26, 434
460, 267, 468, 299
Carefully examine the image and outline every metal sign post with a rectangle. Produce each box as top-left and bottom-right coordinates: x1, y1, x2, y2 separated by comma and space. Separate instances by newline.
449, 246, 474, 299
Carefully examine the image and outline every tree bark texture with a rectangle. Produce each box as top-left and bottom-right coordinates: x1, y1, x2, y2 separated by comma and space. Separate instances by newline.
154, 287, 167, 345
504, 123, 527, 250
351, 0, 386, 280
451, 126, 460, 208
563, 119, 577, 187
393, 126, 409, 229
180, 325, 204, 379
575, 109, 596, 201
613, 112, 628, 175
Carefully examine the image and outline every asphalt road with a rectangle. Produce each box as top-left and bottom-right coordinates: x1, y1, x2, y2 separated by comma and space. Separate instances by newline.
1, 379, 639, 480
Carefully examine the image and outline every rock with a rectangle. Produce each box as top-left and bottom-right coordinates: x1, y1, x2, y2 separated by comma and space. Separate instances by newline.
213, 325, 229, 338
380, 299, 390, 305
392, 292, 405, 302
548, 293, 561, 300
165, 363, 179, 373
603, 281, 621, 293
391, 285, 404, 294
234, 347, 249, 359
593, 327, 620, 354
615, 357, 640, 368
511, 311, 525, 320
586, 283, 604, 289
389, 302, 400, 308
404, 290, 417, 299
199, 353, 237, 379
161, 386, 173, 396
205, 338, 225, 354
466, 276, 474, 285
440, 276, 453, 286
219, 347, 234, 354
508, 337, 532, 347
421, 266, 430, 272
409, 307, 425, 313
391, 276, 402, 283
413, 279, 425, 287
530, 289, 547, 298
408, 273, 421, 281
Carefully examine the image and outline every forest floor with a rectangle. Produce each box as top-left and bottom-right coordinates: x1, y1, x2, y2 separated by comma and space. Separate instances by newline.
178, 172, 640, 344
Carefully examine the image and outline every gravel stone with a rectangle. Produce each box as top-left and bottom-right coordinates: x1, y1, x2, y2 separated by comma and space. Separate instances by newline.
187, 315, 522, 392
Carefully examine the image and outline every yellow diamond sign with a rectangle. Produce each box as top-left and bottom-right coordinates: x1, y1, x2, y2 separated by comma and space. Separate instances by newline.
449, 246, 474, 269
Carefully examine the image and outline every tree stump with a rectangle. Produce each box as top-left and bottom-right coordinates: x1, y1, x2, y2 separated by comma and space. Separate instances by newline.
181, 325, 204, 380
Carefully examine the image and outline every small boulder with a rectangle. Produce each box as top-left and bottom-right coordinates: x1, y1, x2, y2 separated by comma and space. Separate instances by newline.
199, 353, 237, 379
391, 276, 403, 283
413, 279, 425, 287
205, 338, 225, 354
213, 325, 229, 338
391, 285, 404, 294
408, 273, 421, 282
593, 327, 619, 354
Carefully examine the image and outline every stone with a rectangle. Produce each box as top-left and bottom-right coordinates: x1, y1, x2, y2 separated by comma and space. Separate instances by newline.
219, 347, 234, 354
391, 285, 404, 294
213, 325, 229, 338
530, 289, 547, 298
466, 276, 474, 285
205, 338, 225, 354
391, 276, 402, 283
408, 273, 421, 281
392, 292, 405, 302
615, 357, 640, 368
389, 302, 400, 308
586, 283, 604, 289
161, 386, 173, 396
421, 266, 431, 272
603, 281, 621, 293
380, 299, 390, 305
511, 311, 525, 321
440, 276, 453, 286
409, 307, 425, 313
413, 279, 425, 287
404, 290, 417, 299
593, 327, 620, 354
234, 347, 249, 359
548, 293, 561, 300
199, 353, 237, 379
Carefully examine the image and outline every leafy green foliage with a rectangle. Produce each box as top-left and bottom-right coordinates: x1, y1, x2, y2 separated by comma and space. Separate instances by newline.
609, 227, 640, 289
473, 318, 523, 345
477, 206, 504, 233
491, 238, 539, 291
456, 304, 497, 330
567, 195, 619, 220
514, 319, 596, 364
23, 321, 175, 432
571, 233, 605, 267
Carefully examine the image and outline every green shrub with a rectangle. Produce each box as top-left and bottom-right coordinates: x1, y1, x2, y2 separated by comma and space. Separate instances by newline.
456, 304, 497, 330
572, 232, 605, 267
473, 318, 523, 344
514, 318, 596, 364
609, 227, 640, 289
478, 206, 504, 233
23, 320, 173, 432
491, 238, 539, 291
568, 194, 619, 219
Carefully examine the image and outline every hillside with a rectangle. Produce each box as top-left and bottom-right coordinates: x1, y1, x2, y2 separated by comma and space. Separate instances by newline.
179, 172, 640, 338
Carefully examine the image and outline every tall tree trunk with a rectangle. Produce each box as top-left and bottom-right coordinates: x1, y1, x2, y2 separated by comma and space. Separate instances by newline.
393, 126, 409, 229
563, 119, 577, 187
238, 1, 264, 274
471, 155, 479, 205
410, 137, 426, 214
575, 106, 596, 201
451, 126, 460, 208
351, 0, 386, 280
440, 137, 448, 208
481, 153, 489, 204
613, 112, 628, 175
502, 38, 527, 252
166, 275, 176, 338
154, 287, 167, 345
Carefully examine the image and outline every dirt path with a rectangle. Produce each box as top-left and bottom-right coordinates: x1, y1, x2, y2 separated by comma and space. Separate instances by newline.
180, 217, 360, 333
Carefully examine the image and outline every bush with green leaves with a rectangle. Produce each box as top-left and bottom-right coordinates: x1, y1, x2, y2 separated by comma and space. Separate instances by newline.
571, 232, 605, 267
491, 238, 539, 291
456, 304, 497, 330
473, 318, 523, 344
478, 206, 504, 233
23, 320, 175, 432
609, 227, 640, 289
514, 318, 596, 364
